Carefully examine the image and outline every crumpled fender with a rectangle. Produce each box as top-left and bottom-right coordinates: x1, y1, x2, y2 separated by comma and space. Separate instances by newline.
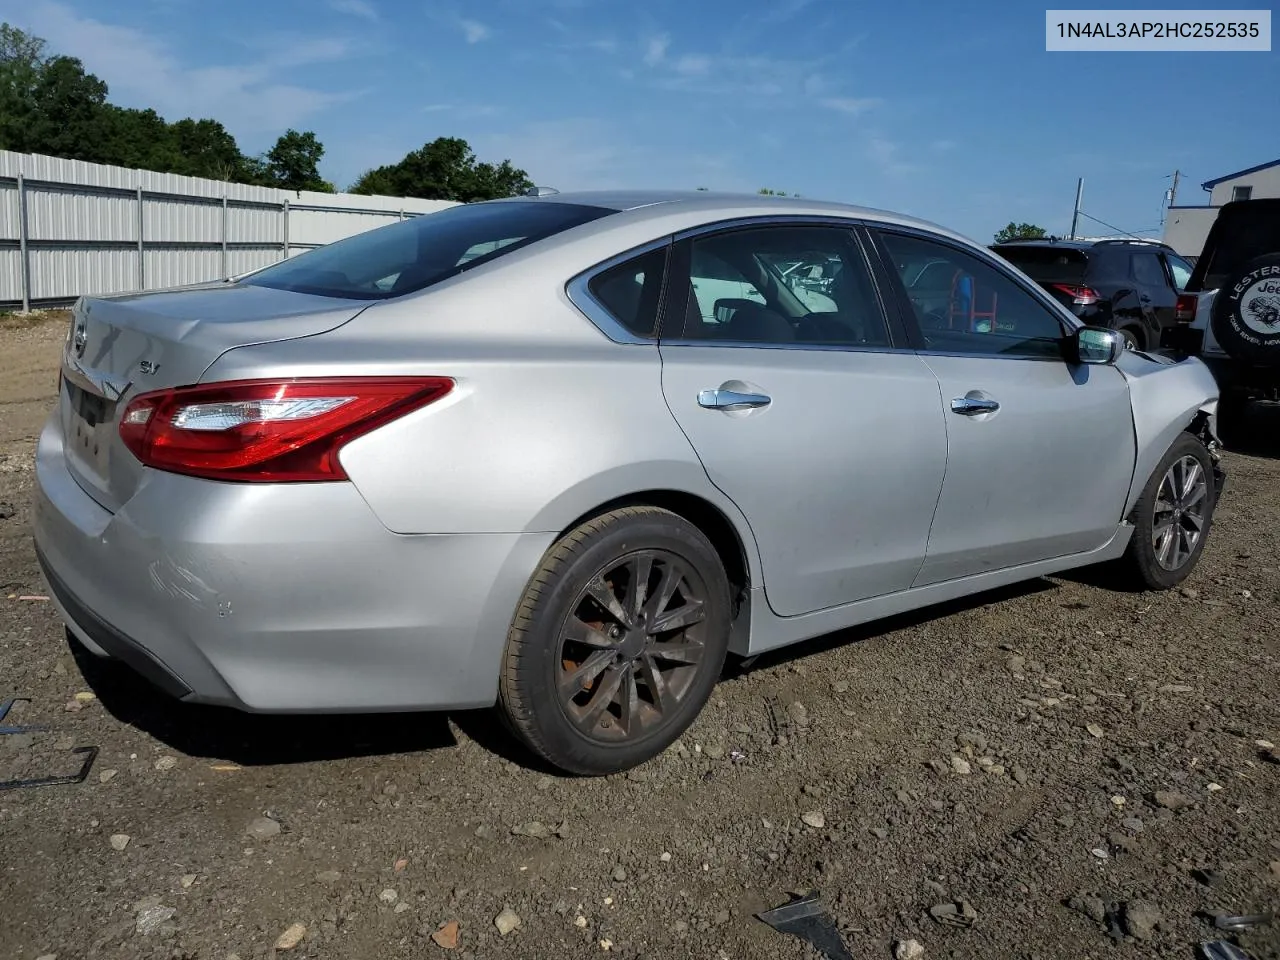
1115, 350, 1221, 517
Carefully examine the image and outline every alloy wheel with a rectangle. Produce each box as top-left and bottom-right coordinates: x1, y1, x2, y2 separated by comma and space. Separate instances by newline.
1151, 454, 1209, 571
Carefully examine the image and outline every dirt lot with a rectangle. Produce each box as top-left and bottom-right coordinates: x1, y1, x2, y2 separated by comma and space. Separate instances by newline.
1, 309, 1278, 960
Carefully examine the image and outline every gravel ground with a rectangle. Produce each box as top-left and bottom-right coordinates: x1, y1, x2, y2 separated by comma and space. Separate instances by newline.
1, 310, 1278, 960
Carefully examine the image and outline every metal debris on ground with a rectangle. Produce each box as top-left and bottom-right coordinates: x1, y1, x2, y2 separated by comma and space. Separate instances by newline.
1213, 913, 1273, 932
0, 696, 99, 791
1199, 942, 1257, 960
756, 891, 854, 960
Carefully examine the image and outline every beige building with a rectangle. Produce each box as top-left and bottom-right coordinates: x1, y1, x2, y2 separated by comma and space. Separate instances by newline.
1162, 158, 1280, 258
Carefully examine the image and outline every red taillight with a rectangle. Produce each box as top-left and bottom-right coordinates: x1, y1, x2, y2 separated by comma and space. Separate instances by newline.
118, 377, 454, 482
1049, 283, 1102, 306
1174, 293, 1198, 323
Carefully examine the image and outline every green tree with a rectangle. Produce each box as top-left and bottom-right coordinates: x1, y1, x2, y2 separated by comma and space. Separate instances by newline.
993, 222, 1048, 243
350, 136, 532, 201
262, 128, 334, 192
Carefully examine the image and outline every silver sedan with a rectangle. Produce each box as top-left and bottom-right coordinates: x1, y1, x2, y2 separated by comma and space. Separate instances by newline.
34, 191, 1225, 775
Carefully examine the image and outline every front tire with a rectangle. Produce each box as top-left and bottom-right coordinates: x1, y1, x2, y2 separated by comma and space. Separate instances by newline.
1118, 434, 1217, 590
498, 507, 732, 776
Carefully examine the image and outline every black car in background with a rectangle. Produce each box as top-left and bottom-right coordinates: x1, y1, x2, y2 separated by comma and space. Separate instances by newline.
991, 238, 1195, 351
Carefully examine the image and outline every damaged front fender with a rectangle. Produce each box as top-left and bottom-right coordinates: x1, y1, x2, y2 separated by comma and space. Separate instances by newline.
1116, 350, 1225, 518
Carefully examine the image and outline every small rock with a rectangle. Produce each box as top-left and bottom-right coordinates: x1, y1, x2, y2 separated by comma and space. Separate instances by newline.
801, 811, 825, 829
1158, 684, 1194, 694
660, 852, 672, 862
274, 922, 306, 951
135, 904, 176, 936
1012, 767, 1029, 785
394, 901, 410, 914
431, 920, 460, 949
1121, 899, 1161, 940
625, 768, 650, 782
949, 756, 972, 775
1068, 895, 1106, 923
1091, 847, 1110, 860
929, 900, 977, 928
180, 874, 197, 889
1085, 723, 1104, 738
99, 769, 118, 783
494, 908, 521, 936
315, 870, 341, 884
474, 824, 496, 841
1121, 818, 1145, 833
703, 743, 725, 760
1269, 861, 1280, 876
832, 681, 849, 694
154, 756, 178, 772
511, 821, 551, 839
1256, 739, 1276, 749
894, 939, 926, 960
870, 827, 889, 840
787, 701, 809, 725
611, 865, 627, 883
379, 888, 398, 904
245, 816, 281, 840
35, 955, 56, 960
109, 834, 130, 851
1152, 790, 1191, 811
536, 776, 554, 790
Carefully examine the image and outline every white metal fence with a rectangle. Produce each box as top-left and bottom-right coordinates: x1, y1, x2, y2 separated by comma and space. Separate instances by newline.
0, 150, 458, 310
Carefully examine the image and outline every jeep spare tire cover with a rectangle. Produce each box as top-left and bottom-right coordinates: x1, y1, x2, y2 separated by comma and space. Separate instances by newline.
1210, 253, 1280, 365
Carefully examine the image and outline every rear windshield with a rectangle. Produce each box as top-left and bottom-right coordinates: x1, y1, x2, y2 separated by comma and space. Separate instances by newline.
1188, 201, 1280, 292
243, 200, 615, 300
991, 245, 1090, 283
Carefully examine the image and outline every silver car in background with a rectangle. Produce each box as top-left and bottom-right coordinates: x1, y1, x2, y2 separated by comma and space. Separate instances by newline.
34, 191, 1225, 775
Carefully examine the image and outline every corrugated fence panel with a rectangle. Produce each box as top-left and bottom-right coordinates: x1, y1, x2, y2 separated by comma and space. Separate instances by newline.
291, 208, 402, 247
0, 182, 18, 241
29, 247, 139, 300
0, 250, 21, 300
1, 149, 460, 308
228, 247, 284, 277
145, 248, 224, 288
228, 206, 283, 246
143, 196, 222, 244
26, 185, 136, 242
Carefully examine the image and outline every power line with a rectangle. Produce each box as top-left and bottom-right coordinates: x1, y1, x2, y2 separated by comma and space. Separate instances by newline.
1076, 210, 1158, 240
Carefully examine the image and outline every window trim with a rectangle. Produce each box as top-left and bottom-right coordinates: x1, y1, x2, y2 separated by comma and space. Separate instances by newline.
565, 237, 673, 343
867, 224, 1081, 362
656, 216, 911, 353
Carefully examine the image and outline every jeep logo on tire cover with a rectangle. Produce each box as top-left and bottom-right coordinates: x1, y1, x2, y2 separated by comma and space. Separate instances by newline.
1226, 264, 1280, 345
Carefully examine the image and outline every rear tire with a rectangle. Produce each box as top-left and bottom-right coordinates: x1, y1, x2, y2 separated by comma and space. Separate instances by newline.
1116, 434, 1217, 590
497, 507, 732, 776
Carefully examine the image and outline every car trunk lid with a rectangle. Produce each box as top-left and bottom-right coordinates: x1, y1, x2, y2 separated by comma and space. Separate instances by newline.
58, 283, 368, 513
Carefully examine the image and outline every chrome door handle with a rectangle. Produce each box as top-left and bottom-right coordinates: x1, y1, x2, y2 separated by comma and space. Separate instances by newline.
950, 396, 1000, 415
698, 389, 772, 410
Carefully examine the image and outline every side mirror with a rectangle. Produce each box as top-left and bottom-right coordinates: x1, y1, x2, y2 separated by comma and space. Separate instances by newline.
1068, 326, 1124, 365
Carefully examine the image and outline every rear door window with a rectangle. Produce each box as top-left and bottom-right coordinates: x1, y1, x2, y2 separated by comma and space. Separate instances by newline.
244, 201, 615, 300
1131, 252, 1169, 288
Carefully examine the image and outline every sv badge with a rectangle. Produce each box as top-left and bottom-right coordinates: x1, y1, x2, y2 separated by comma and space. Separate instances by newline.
138, 360, 161, 376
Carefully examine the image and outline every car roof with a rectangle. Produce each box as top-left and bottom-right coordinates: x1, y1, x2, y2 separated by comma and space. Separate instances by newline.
993, 237, 1171, 252
499, 189, 967, 240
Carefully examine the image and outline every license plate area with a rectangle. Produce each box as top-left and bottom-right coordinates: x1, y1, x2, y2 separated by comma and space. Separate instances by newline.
62, 379, 115, 474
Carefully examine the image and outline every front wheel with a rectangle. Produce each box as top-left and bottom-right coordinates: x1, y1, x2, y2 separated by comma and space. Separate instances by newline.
497, 507, 733, 776
1118, 434, 1217, 590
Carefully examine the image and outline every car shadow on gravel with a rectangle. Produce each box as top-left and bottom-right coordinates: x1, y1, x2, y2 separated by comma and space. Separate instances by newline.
66, 634, 500, 768
721, 578, 1058, 680
1220, 400, 1280, 459
67, 579, 1065, 774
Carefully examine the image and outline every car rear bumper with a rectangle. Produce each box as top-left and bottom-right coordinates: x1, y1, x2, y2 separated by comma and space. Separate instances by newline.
32, 416, 554, 713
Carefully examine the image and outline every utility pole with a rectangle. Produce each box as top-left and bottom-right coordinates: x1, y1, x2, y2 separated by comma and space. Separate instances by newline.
1069, 177, 1083, 240
1169, 169, 1181, 207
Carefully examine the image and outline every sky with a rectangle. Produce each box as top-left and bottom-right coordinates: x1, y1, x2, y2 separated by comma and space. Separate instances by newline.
2, 0, 1277, 244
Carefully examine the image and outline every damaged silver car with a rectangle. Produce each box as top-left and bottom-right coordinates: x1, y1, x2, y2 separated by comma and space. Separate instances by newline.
33, 190, 1224, 776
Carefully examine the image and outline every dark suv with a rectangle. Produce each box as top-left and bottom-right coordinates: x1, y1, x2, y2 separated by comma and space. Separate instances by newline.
991, 238, 1195, 351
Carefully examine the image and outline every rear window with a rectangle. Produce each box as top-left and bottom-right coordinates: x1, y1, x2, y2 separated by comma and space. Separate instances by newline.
991, 245, 1090, 283
243, 201, 615, 300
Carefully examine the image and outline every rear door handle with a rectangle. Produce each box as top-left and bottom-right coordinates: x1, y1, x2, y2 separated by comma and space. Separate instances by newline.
950, 396, 1000, 415
698, 389, 772, 410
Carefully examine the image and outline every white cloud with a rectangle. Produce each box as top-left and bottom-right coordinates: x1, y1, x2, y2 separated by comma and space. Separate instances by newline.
866, 136, 919, 177
643, 34, 669, 65
328, 0, 378, 20
458, 18, 490, 43
673, 54, 711, 76
10, 2, 356, 139
820, 96, 881, 116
